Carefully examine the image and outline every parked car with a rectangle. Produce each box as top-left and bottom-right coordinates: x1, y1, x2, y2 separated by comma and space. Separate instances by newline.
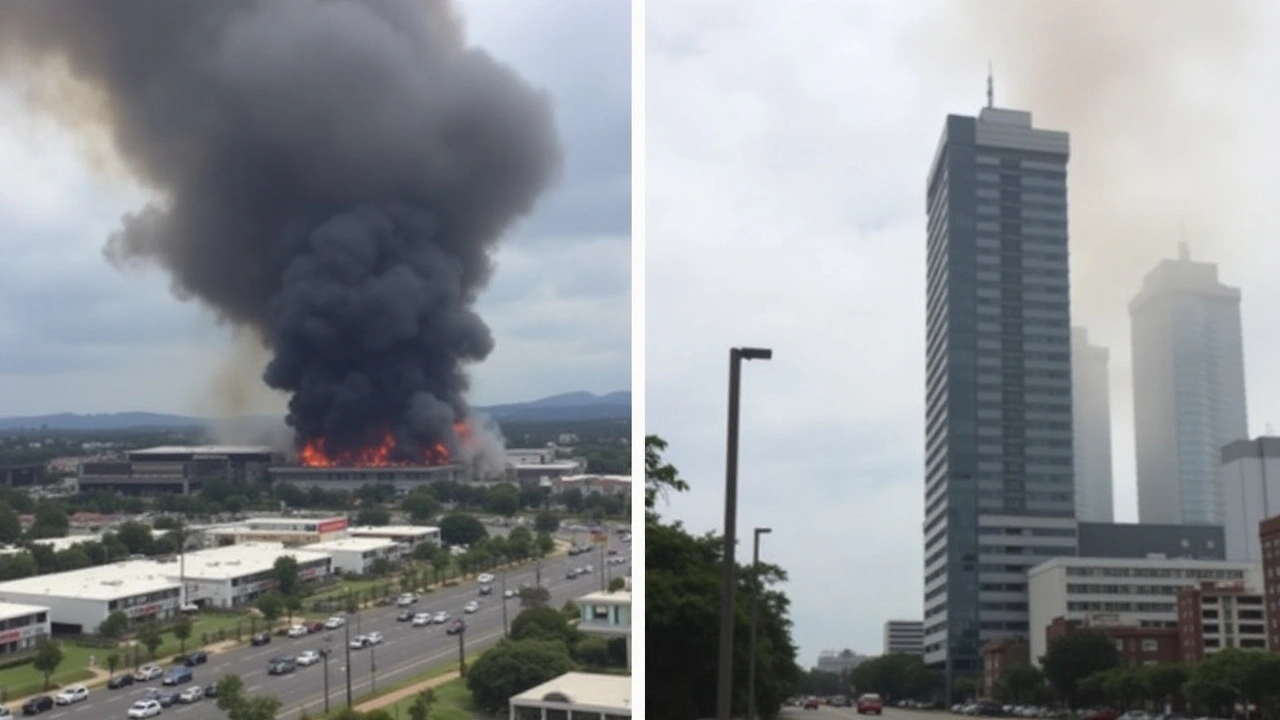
250, 632, 271, 646
396, 610, 414, 622
21, 696, 53, 715
324, 616, 345, 629
306, 621, 325, 633
857, 693, 884, 715
367, 631, 384, 645
134, 664, 164, 682
296, 650, 321, 666
178, 686, 204, 704
503, 589, 516, 598
286, 625, 308, 638
127, 700, 162, 719
803, 698, 820, 710
107, 674, 135, 689
204, 682, 219, 698
54, 686, 88, 706
185, 650, 208, 666
267, 657, 296, 675
162, 667, 193, 686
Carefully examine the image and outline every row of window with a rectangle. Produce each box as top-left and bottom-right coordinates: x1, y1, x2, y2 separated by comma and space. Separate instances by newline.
107, 588, 180, 612
1066, 601, 1176, 613
977, 527, 1076, 537
1065, 567, 1245, 580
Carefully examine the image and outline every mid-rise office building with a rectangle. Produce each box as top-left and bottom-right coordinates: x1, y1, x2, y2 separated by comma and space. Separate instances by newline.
1131, 245, 1248, 526
1071, 328, 1114, 522
1077, 522, 1225, 561
922, 104, 1074, 684
883, 620, 924, 655
1044, 615, 1179, 666
1221, 438, 1280, 563
1176, 580, 1267, 661
1257, 515, 1280, 649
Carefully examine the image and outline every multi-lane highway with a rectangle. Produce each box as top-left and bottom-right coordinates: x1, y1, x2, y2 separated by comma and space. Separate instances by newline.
30, 534, 629, 720
783, 704, 939, 720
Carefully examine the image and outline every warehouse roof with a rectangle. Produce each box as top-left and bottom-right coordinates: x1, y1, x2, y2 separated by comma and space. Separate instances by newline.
0, 561, 181, 601
347, 525, 440, 538
154, 543, 331, 580
301, 537, 400, 553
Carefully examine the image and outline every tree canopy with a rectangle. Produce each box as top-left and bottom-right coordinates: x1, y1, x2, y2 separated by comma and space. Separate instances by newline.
1040, 629, 1120, 706
465, 638, 576, 712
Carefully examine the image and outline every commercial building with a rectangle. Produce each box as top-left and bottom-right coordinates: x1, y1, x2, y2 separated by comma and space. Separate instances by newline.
1176, 580, 1267, 662
980, 636, 1029, 699
578, 590, 631, 670
1260, 515, 1280, 650
1131, 245, 1248, 526
0, 561, 182, 633
269, 465, 468, 493
78, 445, 277, 495
201, 516, 349, 548
1026, 556, 1258, 664
921, 103, 1075, 684
0, 602, 50, 658
550, 475, 631, 498
1044, 615, 1179, 666
508, 671, 631, 720
883, 620, 924, 656
1221, 438, 1280, 563
164, 543, 333, 609
346, 525, 441, 550
1071, 328, 1114, 522
514, 462, 586, 485
301, 537, 400, 575
815, 649, 871, 675
0, 464, 42, 487
1077, 522, 1226, 561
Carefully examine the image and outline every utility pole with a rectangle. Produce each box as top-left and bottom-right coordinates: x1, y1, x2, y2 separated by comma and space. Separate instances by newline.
370, 642, 377, 695
457, 625, 467, 677
501, 572, 509, 636
599, 541, 606, 591
343, 620, 353, 708
322, 639, 331, 714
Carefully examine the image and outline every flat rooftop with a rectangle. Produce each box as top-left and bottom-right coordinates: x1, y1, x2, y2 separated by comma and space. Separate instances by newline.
347, 525, 440, 537
510, 671, 631, 712
31, 536, 102, 552
578, 590, 631, 605
0, 561, 181, 601
129, 446, 274, 456
0, 601, 50, 622
302, 537, 400, 553
152, 543, 331, 580
559, 474, 631, 483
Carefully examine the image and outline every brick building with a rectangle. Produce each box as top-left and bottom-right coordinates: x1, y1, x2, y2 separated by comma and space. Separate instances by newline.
1177, 581, 1268, 662
980, 637, 1029, 699
1261, 515, 1280, 650
1044, 615, 1180, 666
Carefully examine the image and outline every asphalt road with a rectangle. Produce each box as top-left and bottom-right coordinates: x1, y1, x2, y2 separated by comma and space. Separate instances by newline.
31, 536, 630, 720
783, 705, 941, 720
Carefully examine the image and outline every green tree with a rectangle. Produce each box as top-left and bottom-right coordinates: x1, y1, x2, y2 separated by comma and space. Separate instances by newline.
412, 540, 440, 562
518, 585, 551, 609
510, 606, 578, 647
406, 688, 436, 720
0, 503, 22, 544
535, 531, 556, 558
33, 637, 62, 689
115, 521, 154, 555
534, 511, 560, 534
401, 490, 441, 523
173, 614, 193, 654
1100, 665, 1149, 710
97, 610, 130, 641
273, 555, 302, 597
138, 622, 163, 660
438, 513, 487, 546
484, 484, 521, 517
607, 576, 626, 592
559, 488, 585, 514
645, 435, 687, 514
217, 673, 284, 720
284, 594, 303, 624
1040, 630, 1120, 708
573, 636, 610, 668
106, 652, 120, 679
997, 664, 1047, 704
431, 549, 451, 582
466, 639, 576, 712
355, 507, 391, 526
256, 592, 283, 628
507, 526, 534, 559
1147, 663, 1190, 707
850, 653, 936, 701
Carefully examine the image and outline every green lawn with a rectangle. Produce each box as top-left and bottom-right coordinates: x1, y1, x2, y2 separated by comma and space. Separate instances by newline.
0, 642, 96, 703
381, 676, 474, 720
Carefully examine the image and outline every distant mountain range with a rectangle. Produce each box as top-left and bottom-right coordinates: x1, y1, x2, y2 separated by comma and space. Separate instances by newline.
0, 390, 631, 431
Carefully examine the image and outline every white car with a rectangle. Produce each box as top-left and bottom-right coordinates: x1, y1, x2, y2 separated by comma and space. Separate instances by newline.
127, 700, 162, 719
134, 664, 163, 681
178, 685, 204, 704
476, 573, 494, 584
296, 650, 321, 666
503, 589, 516, 598
55, 685, 88, 705
324, 616, 345, 629
396, 593, 418, 607
412, 612, 431, 627
287, 624, 308, 638
366, 631, 384, 645
432, 611, 449, 624
350, 634, 370, 649
464, 601, 479, 614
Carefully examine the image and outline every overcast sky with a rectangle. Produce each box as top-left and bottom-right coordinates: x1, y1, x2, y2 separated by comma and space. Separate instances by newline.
0, 0, 629, 418
647, 0, 1280, 668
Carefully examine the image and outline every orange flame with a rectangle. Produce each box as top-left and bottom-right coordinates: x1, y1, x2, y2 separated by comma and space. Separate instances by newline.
299, 423, 469, 468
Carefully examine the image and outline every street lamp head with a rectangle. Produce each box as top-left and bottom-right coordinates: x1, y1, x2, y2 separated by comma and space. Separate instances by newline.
756, 527, 773, 536
737, 347, 773, 361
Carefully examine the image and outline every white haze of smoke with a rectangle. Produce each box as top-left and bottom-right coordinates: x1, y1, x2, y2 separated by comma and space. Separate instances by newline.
461, 411, 508, 479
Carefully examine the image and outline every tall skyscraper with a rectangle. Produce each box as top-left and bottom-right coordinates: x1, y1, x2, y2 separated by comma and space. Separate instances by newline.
923, 106, 1078, 690
1071, 327, 1114, 522
1131, 246, 1248, 526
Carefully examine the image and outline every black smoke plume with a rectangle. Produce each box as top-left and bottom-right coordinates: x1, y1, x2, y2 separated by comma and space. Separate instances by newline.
0, 0, 561, 463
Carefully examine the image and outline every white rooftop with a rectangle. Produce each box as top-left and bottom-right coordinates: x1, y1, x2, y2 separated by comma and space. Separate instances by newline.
31, 536, 102, 552
347, 525, 440, 537
559, 474, 632, 483
0, 560, 181, 601
0, 601, 49, 622
578, 590, 631, 605
130, 445, 273, 456
155, 543, 331, 581
510, 671, 631, 712
302, 537, 400, 553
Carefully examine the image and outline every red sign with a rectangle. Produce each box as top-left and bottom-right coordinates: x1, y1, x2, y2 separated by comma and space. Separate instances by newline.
317, 518, 348, 534
0, 629, 21, 644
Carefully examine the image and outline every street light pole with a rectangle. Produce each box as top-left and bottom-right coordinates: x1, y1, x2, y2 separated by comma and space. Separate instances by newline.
717, 346, 772, 720
457, 625, 467, 677
747, 527, 773, 720
501, 572, 509, 636
370, 642, 377, 695
343, 620, 353, 708
322, 637, 331, 714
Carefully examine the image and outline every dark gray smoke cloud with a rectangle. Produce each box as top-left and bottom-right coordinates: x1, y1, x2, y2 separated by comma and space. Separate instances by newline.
0, 0, 561, 463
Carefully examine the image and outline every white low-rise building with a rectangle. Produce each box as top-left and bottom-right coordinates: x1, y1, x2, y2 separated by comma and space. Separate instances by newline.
0, 562, 182, 634
578, 590, 631, 670
509, 671, 631, 720
161, 543, 333, 609
301, 537, 401, 575
31, 535, 102, 553
0, 602, 51, 657
346, 525, 441, 551
1028, 555, 1260, 665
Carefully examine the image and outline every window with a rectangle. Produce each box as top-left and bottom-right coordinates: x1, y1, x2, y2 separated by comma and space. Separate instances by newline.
1141, 639, 1158, 652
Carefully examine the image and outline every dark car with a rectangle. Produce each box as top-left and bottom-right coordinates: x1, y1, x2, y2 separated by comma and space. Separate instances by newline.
22, 696, 53, 715
976, 701, 1004, 717
185, 651, 208, 666
154, 692, 180, 707
478, 585, 493, 596
250, 632, 271, 646
204, 683, 219, 698
306, 621, 324, 633
803, 698, 820, 710
162, 666, 193, 686
107, 674, 135, 689
267, 657, 296, 675
396, 610, 414, 622
1083, 711, 1120, 720
446, 619, 466, 636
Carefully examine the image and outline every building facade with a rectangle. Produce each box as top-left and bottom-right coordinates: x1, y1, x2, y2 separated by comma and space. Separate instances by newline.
1071, 328, 1114, 522
1221, 438, 1280, 563
167, 544, 333, 609
980, 637, 1029, 699
301, 537, 401, 575
0, 603, 51, 657
922, 105, 1075, 682
1076, 522, 1226, 561
508, 672, 630, 720
200, 516, 349, 547
346, 525, 441, 551
815, 650, 870, 676
269, 465, 468, 493
578, 590, 631, 671
1026, 556, 1258, 665
1131, 245, 1248, 526
1259, 515, 1280, 650
78, 446, 276, 495
1044, 616, 1179, 666
883, 620, 925, 656
1176, 581, 1267, 662
0, 562, 182, 634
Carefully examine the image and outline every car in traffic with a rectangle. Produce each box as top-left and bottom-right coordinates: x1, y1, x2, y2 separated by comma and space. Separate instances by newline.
306, 621, 325, 633
267, 657, 296, 675
163, 666, 193, 686
21, 696, 53, 715
478, 584, 493, 595
127, 700, 162, 719
296, 650, 321, 666
565, 568, 579, 579
503, 589, 516, 598
54, 686, 88, 706
107, 673, 135, 689
464, 600, 479, 614
412, 612, 431, 627
857, 693, 884, 715
803, 698, 821, 710
287, 624, 308, 638
446, 619, 466, 635
477, 573, 494, 584
396, 593, 418, 606
432, 611, 449, 624
178, 686, 204, 704
143, 689, 180, 707
324, 616, 345, 629
396, 610, 414, 622
250, 631, 271, 646
185, 650, 208, 666
134, 664, 164, 682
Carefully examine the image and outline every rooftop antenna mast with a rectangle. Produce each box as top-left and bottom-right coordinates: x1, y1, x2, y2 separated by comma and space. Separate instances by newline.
986, 61, 994, 108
